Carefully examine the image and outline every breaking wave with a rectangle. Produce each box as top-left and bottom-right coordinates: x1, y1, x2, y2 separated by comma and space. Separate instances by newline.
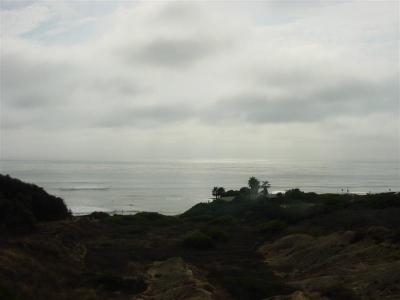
59, 186, 111, 191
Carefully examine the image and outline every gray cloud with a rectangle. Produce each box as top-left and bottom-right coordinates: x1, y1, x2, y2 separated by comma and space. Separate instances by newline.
120, 36, 230, 68
206, 77, 398, 124
96, 103, 194, 128
88, 77, 143, 97
1, 1, 398, 161
94, 75, 398, 128
1, 52, 75, 109
154, 2, 204, 24
137, 38, 213, 67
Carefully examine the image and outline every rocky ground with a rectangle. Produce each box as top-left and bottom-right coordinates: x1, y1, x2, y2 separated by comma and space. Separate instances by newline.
260, 229, 400, 299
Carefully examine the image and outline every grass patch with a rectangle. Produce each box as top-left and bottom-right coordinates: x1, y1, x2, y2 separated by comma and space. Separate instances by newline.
258, 220, 287, 235
182, 231, 215, 249
201, 227, 229, 242
209, 263, 292, 300
92, 273, 146, 293
209, 216, 237, 226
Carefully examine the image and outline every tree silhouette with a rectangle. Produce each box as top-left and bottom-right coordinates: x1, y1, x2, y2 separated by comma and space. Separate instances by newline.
261, 181, 271, 196
217, 187, 225, 198
212, 186, 226, 200
212, 187, 219, 200
248, 177, 260, 195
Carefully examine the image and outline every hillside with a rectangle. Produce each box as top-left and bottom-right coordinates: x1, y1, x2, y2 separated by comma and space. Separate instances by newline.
0, 175, 399, 300
0, 174, 69, 233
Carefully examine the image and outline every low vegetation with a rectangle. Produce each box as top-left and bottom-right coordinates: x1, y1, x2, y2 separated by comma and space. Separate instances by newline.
0, 174, 399, 299
258, 220, 287, 235
182, 230, 215, 249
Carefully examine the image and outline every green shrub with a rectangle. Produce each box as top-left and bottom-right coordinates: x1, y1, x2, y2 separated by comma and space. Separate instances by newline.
390, 229, 400, 244
181, 202, 212, 218
0, 199, 37, 232
89, 211, 109, 220
107, 215, 126, 225
284, 188, 305, 200
93, 273, 146, 293
322, 285, 360, 300
182, 231, 214, 249
202, 227, 229, 242
105, 212, 180, 227
134, 212, 164, 220
322, 197, 351, 211
209, 264, 291, 299
209, 216, 237, 226
223, 190, 240, 197
135, 212, 181, 226
367, 226, 391, 243
73, 289, 98, 300
182, 214, 215, 222
0, 284, 18, 300
360, 193, 400, 209
350, 230, 366, 243
259, 220, 287, 235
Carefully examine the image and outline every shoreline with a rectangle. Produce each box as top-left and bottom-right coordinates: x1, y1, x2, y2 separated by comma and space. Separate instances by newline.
69, 190, 400, 217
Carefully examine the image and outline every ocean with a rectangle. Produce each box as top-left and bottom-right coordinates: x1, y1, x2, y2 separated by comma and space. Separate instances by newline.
1, 159, 399, 215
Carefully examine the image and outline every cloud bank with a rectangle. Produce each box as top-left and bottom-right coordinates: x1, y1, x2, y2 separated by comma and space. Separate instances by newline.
1, 1, 398, 161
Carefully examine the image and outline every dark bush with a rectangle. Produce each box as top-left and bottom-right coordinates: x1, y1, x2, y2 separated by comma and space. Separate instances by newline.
0, 174, 69, 232
0, 174, 69, 221
222, 190, 240, 197
350, 230, 366, 243
182, 231, 214, 249
209, 263, 291, 300
367, 226, 391, 243
134, 212, 165, 220
390, 229, 400, 244
258, 220, 287, 235
356, 192, 400, 209
322, 285, 360, 300
283, 189, 319, 204
321, 196, 351, 211
0, 198, 37, 232
182, 198, 254, 220
135, 212, 181, 226
93, 273, 146, 293
89, 211, 110, 220
246, 200, 286, 221
0, 283, 18, 300
182, 214, 215, 222
284, 188, 304, 200
181, 202, 213, 218
107, 214, 126, 225
239, 187, 251, 195
209, 216, 237, 226
105, 212, 180, 226
202, 227, 229, 242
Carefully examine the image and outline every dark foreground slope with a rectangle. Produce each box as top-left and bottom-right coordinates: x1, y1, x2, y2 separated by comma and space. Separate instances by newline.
0, 175, 399, 300
0, 174, 69, 233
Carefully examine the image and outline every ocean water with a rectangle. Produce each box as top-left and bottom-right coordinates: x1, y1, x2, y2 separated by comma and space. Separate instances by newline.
1, 159, 399, 215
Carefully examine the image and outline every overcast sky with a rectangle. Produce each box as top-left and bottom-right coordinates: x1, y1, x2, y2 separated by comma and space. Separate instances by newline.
1, 0, 399, 162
